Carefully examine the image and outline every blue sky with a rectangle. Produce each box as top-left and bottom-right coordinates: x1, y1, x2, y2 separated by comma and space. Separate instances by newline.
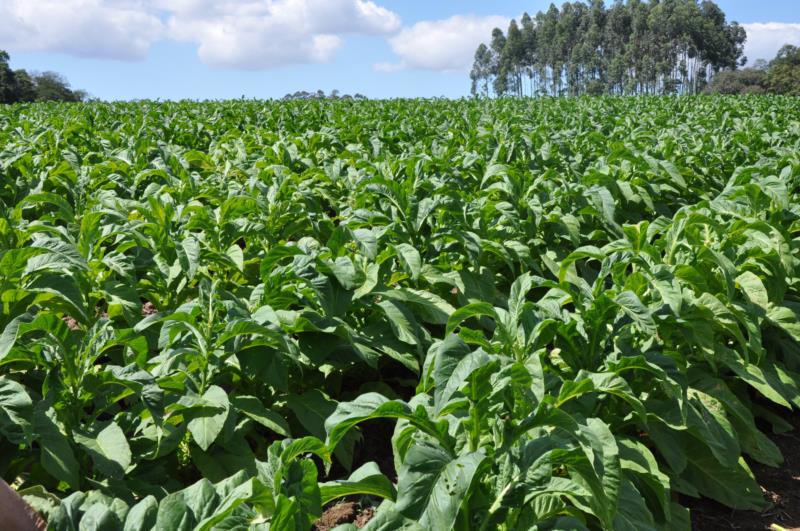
2, 0, 799, 101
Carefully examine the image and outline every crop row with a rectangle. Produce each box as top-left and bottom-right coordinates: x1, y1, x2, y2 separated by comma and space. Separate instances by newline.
1, 96, 799, 529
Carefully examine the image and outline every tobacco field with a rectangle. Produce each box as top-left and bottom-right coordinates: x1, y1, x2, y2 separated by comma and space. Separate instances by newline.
1, 96, 800, 530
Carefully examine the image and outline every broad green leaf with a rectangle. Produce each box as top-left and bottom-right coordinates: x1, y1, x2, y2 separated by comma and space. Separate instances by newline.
123, 496, 158, 531
33, 403, 80, 489
614, 291, 656, 334
395, 243, 422, 281
325, 393, 449, 452
230, 395, 290, 437
0, 377, 32, 443
188, 385, 230, 452
445, 301, 497, 336
320, 462, 396, 505
735, 271, 769, 309
394, 443, 486, 529
377, 300, 420, 345
73, 422, 132, 480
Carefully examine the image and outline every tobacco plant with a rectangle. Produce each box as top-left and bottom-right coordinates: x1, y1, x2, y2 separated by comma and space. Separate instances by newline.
1, 96, 799, 529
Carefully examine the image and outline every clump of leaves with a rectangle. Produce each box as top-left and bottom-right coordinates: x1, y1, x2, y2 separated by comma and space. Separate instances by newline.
1, 96, 800, 529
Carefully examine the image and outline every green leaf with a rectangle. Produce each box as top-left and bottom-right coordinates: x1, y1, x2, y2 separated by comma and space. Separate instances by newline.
613, 479, 657, 531
155, 492, 194, 531
280, 436, 331, 465
395, 244, 422, 281
73, 421, 132, 480
0, 377, 32, 444
508, 272, 533, 321
328, 256, 363, 290
614, 291, 656, 334
575, 418, 621, 528
25, 271, 87, 321
226, 244, 244, 272
123, 496, 158, 531
320, 462, 396, 505
270, 495, 300, 529
33, 403, 80, 489
79, 503, 123, 531
445, 301, 497, 336
325, 393, 449, 453
735, 271, 769, 309
375, 288, 455, 325
231, 395, 290, 437
429, 334, 471, 405
180, 236, 201, 280
377, 300, 420, 345
0, 313, 35, 361
682, 440, 767, 511
188, 385, 230, 452
394, 443, 486, 529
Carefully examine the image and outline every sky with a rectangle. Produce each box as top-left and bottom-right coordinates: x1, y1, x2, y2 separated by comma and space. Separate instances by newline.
1, 0, 799, 101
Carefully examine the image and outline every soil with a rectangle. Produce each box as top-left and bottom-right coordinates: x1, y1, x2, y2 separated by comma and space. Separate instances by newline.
61, 316, 80, 331
141, 301, 157, 316
684, 410, 800, 530
353, 507, 375, 527
315, 501, 375, 531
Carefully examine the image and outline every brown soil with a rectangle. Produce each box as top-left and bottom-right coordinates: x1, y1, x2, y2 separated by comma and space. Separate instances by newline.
141, 301, 157, 316
61, 316, 80, 331
354, 507, 375, 527
685, 411, 800, 530
315, 501, 375, 530
316, 502, 357, 531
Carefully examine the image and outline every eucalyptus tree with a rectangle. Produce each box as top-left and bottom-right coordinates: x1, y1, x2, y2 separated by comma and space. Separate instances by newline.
471, 0, 747, 96
470, 44, 493, 96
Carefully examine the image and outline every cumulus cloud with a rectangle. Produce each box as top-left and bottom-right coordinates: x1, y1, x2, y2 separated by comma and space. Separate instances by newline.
742, 22, 800, 64
163, 0, 401, 69
0, 0, 401, 68
377, 15, 510, 73
10, 2, 795, 74
0, 0, 164, 60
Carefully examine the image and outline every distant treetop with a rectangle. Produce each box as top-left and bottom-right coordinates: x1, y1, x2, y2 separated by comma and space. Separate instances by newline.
705, 44, 800, 95
471, 0, 747, 97
0, 50, 86, 104
281, 90, 367, 101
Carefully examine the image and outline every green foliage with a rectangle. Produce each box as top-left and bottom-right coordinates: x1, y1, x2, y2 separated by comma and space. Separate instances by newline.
706, 45, 800, 95
0, 50, 84, 104
472, 0, 746, 96
704, 68, 767, 94
765, 45, 800, 96
1, 96, 800, 530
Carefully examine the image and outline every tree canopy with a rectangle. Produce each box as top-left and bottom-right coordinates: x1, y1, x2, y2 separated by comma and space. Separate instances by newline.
0, 50, 85, 104
765, 44, 800, 96
471, 0, 747, 97
281, 89, 367, 101
705, 44, 800, 95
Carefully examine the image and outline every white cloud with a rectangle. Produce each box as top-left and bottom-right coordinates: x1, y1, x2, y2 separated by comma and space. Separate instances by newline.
0, 0, 164, 61
0, 0, 401, 68
742, 22, 800, 64
377, 14, 509, 73
164, 0, 400, 69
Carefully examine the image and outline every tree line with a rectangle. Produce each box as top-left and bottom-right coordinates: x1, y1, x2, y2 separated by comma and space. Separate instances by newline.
1, 50, 86, 104
470, 0, 748, 97
281, 89, 368, 101
705, 44, 800, 95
